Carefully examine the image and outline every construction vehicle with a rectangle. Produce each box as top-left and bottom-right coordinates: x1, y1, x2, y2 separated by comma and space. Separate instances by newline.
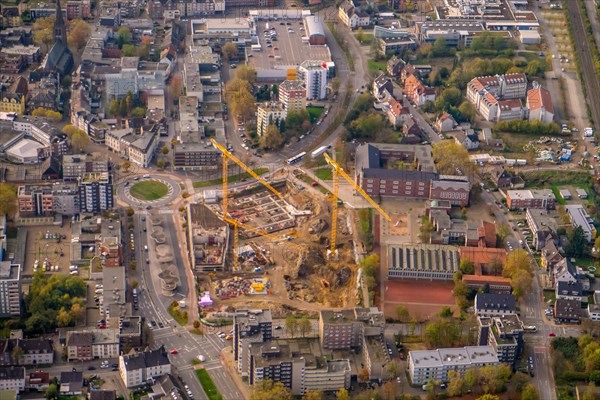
210, 138, 283, 215
322, 152, 392, 256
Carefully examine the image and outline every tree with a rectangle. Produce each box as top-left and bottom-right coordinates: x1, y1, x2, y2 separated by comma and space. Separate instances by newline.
68, 19, 92, 50
358, 367, 370, 382
476, 395, 500, 400
435, 87, 463, 110
496, 223, 511, 243
425, 379, 441, 399
431, 140, 470, 175
379, 382, 397, 400
521, 383, 540, 400
229, 87, 256, 122
331, 77, 342, 94
222, 42, 238, 61
161, 145, 170, 155
478, 364, 511, 394
395, 305, 410, 323
503, 249, 533, 278
460, 259, 475, 275
56, 307, 73, 327
385, 360, 402, 378
235, 65, 257, 84
250, 379, 292, 400
170, 75, 183, 99
446, 370, 464, 397
193, 320, 201, 329
33, 16, 56, 50
70, 302, 85, 322
511, 268, 533, 299
32, 108, 62, 122
131, 107, 146, 118
335, 388, 349, 400
424, 319, 461, 348
566, 226, 587, 257
439, 306, 453, 318
62, 124, 80, 138
464, 369, 478, 391
356, 27, 365, 42
297, 317, 312, 337
0, 183, 17, 216
260, 124, 285, 150
285, 316, 298, 338
117, 26, 132, 47
419, 217, 434, 243
127, 207, 135, 216
302, 391, 323, 400
458, 101, 477, 124
109, 99, 120, 117
157, 159, 165, 169
71, 130, 90, 152
11, 345, 23, 365
45, 383, 59, 400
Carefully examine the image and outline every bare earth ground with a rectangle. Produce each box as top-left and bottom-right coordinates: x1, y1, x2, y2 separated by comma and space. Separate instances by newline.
383, 279, 455, 321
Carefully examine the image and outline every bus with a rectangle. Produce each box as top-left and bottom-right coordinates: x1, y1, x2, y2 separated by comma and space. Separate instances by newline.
287, 152, 306, 164
311, 145, 331, 159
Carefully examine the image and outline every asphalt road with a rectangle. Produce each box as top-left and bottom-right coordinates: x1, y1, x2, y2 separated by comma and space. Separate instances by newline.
566, 0, 600, 131
132, 213, 243, 400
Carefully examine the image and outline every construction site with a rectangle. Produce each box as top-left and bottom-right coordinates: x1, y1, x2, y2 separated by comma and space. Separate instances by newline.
193, 141, 391, 312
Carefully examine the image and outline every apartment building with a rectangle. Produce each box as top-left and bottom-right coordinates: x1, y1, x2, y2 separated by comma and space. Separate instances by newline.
527, 85, 554, 123
0, 262, 21, 318
478, 315, 523, 366
249, 340, 351, 396
387, 244, 460, 280
119, 346, 171, 388
62, 154, 108, 181
408, 346, 499, 385
173, 96, 220, 170
506, 189, 556, 210
404, 74, 436, 106
17, 185, 53, 216
0, 366, 25, 392
66, 329, 120, 361
318, 308, 384, 350
278, 80, 306, 113
474, 293, 517, 318
79, 172, 114, 213
105, 128, 158, 168
554, 299, 581, 324
234, 309, 273, 377
66, 0, 91, 19
338, 2, 370, 29
52, 183, 80, 216
565, 204, 596, 242
0, 93, 25, 115
257, 102, 287, 137
0, 338, 54, 366
525, 208, 557, 250
467, 73, 528, 122
297, 60, 328, 101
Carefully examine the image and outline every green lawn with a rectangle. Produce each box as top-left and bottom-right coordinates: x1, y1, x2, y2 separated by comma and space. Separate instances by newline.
368, 59, 387, 72
193, 168, 269, 188
307, 106, 325, 123
314, 167, 332, 180
543, 289, 556, 304
195, 369, 223, 400
130, 181, 169, 201
355, 33, 374, 45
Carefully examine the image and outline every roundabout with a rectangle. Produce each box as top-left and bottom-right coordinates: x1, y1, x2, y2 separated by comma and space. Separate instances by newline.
120, 176, 181, 208
130, 180, 169, 201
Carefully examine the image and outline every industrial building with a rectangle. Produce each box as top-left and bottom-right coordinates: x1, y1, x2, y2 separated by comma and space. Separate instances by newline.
303, 15, 326, 45
387, 244, 460, 280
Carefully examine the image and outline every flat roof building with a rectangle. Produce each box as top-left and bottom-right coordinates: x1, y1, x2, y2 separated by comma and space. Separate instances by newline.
0, 262, 21, 317
408, 346, 498, 385
387, 244, 460, 280
565, 205, 596, 242
187, 204, 228, 272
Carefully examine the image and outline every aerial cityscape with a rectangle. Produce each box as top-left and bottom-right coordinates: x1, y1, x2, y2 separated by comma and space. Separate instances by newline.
0, 0, 599, 399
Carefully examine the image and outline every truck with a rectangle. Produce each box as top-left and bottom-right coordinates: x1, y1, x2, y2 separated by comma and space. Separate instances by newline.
311, 145, 331, 159
516, 159, 527, 166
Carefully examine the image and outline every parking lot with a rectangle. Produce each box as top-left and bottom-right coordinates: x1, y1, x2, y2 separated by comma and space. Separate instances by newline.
21, 223, 74, 277
250, 20, 331, 70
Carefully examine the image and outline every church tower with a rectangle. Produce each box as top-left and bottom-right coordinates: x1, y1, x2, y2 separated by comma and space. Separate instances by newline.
54, 0, 67, 45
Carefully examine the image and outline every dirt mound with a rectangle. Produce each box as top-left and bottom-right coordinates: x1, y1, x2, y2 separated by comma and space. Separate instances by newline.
308, 218, 328, 234
292, 247, 325, 279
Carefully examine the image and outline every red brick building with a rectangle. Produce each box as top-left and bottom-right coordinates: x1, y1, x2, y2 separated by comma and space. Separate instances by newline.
17, 185, 54, 216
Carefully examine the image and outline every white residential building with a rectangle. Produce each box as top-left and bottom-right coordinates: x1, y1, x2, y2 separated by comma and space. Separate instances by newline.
105, 128, 159, 168
119, 346, 171, 388
338, 2, 370, 29
0, 367, 25, 392
0, 262, 21, 318
565, 204, 596, 242
408, 346, 499, 385
527, 85, 554, 123
466, 73, 528, 122
256, 102, 287, 137
297, 60, 328, 101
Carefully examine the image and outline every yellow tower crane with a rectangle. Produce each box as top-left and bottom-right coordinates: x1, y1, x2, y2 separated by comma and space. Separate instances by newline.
222, 216, 305, 271
210, 138, 284, 215
323, 152, 392, 256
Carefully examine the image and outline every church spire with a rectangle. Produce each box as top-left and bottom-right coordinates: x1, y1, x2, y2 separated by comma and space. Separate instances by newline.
54, 0, 67, 44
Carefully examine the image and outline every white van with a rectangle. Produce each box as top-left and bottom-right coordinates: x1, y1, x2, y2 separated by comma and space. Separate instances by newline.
69, 265, 78, 271
144, 245, 148, 251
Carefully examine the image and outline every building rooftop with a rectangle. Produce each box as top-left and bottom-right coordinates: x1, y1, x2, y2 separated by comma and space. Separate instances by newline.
475, 293, 517, 313
0, 262, 19, 280
507, 189, 555, 200
388, 244, 460, 274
